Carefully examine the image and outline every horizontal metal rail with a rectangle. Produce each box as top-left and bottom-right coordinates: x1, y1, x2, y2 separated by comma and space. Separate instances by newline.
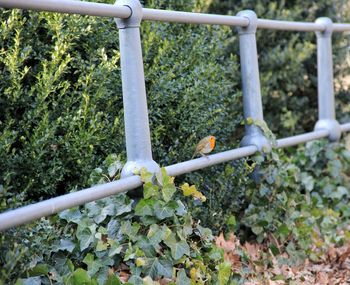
276, 129, 329, 148
1, 125, 350, 232
340, 122, 350, 132
1, 0, 350, 32
142, 8, 249, 27
256, 19, 325, 32
0, 0, 132, 18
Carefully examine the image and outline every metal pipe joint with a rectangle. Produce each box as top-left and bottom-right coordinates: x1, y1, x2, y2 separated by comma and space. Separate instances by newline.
115, 0, 142, 28
236, 10, 258, 34
315, 17, 333, 37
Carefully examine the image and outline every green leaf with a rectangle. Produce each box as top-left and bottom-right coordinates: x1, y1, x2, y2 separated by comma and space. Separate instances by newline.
53, 239, 75, 253
96, 239, 109, 252
76, 224, 96, 251
301, 172, 314, 191
83, 253, 102, 276
104, 275, 122, 285
107, 219, 122, 240
127, 276, 143, 285
162, 183, 176, 202
176, 269, 190, 285
115, 198, 132, 216
109, 242, 123, 257
154, 201, 174, 220
59, 208, 82, 223
277, 224, 290, 237
141, 168, 154, 183
28, 264, 49, 277
143, 257, 173, 279
170, 240, 190, 260
121, 221, 140, 240
107, 160, 122, 178
218, 262, 231, 285
251, 226, 263, 235
164, 233, 190, 260
144, 182, 159, 199
17, 278, 41, 285
175, 200, 187, 216
196, 225, 213, 241
135, 199, 156, 217
69, 268, 92, 285
208, 247, 224, 261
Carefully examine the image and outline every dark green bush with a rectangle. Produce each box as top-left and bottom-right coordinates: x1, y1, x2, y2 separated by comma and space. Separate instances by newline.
0, 0, 241, 204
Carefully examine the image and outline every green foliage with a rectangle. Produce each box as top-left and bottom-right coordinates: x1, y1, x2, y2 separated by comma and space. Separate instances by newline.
241, 137, 350, 262
4, 162, 231, 284
0, 0, 240, 205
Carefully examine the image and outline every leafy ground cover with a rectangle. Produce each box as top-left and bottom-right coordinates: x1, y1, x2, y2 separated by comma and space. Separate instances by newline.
2, 135, 350, 284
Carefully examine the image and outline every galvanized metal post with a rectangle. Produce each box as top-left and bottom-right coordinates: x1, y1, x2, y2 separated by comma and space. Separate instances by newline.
314, 17, 341, 141
115, 0, 159, 177
237, 10, 271, 152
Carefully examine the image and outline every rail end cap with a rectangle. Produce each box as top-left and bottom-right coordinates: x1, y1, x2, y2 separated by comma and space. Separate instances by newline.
115, 0, 143, 29
314, 119, 341, 142
315, 17, 333, 37
236, 10, 258, 34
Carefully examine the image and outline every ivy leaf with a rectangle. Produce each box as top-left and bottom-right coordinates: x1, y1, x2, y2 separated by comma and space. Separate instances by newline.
16, 277, 42, 285
154, 201, 174, 220
70, 268, 91, 284
28, 264, 49, 277
162, 182, 176, 203
85, 200, 115, 224
181, 183, 197, 197
107, 160, 122, 178
175, 200, 187, 216
141, 168, 154, 183
127, 276, 143, 285
176, 269, 190, 285
108, 243, 123, 257
277, 224, 290, 237
180, 183, 206, 202
208, 247, 224, 261
144, 182, 159, 199
181, 214, 193, 237
301, 172, 314, 192
143, 257, 172, 279
135, 199, 156, 217
83, 253, 102, 276
114, 195, 133, 216
196, 225, 213, 242
164, 233, 190, 260
218, 262, 231, 285
107, 219, 122, 241
59, 208, 82, 223
156, 167, 175, 187
52, 239, 75, 253
121, 221, 140, 240
104, 275, 122, 285
76, 224, 96, 251
96, 239, 108, 252
147, 224, 172, 248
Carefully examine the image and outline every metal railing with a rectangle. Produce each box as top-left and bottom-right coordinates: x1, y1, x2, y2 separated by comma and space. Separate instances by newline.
0, 0, 349, 231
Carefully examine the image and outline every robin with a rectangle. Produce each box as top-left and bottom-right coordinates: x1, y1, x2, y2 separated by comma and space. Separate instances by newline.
191, 135, 216, 159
